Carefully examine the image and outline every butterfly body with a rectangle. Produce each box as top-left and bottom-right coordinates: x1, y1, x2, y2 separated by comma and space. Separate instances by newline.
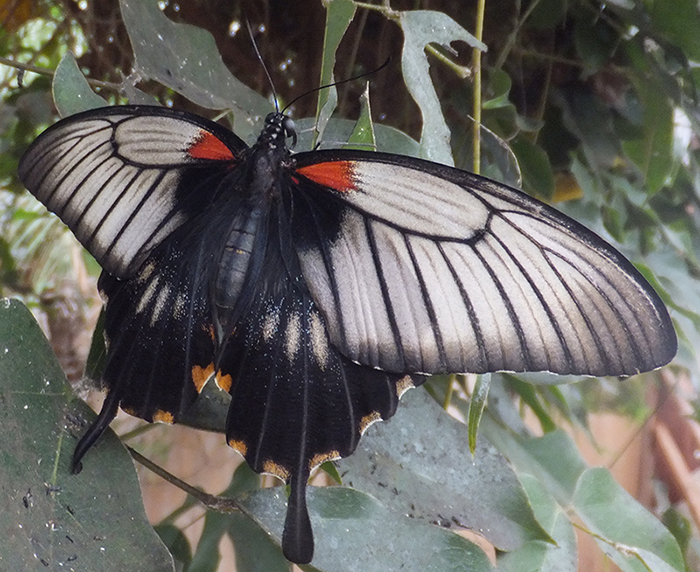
19, 105, 676, 564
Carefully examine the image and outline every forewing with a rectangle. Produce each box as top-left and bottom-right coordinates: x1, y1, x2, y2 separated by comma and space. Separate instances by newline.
291, 151, 677, 377
19, 105, 247, 278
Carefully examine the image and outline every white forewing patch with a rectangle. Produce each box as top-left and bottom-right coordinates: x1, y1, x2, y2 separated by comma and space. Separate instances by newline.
62, 156, 123, 225
115, 116, 202, 165
19, 113, 198, 279
350, 162, 491, 239
327, 210, 397, 366
85, 169, 185, 276
297, 156, 672, 376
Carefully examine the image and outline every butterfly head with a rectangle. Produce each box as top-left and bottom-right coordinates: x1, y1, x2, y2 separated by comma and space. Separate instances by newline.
261, 111, 297, 151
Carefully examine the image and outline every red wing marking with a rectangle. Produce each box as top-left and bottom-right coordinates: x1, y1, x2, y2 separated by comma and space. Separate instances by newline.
187, 130, 235, 161
296, 161, 357, 192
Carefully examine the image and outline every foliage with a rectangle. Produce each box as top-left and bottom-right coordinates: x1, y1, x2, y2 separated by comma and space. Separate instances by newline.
1, 0, 699, 570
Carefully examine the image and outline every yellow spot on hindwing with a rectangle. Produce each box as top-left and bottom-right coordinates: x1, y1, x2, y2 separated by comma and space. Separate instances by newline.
395, 375, 415, 398
359, 411, 382, 434
228, 439, 248, 456
153, 410, 174, 424
216, 371, 232, 392
309, 451, 341, 471
263, 460, 291, 481
191, 363, 215, 392
122, 406, 137, 418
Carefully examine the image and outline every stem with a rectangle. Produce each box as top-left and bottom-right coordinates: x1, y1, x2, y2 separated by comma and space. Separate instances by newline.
494, 0, 543, 69
472, 0, 486, 174
128, 446, 247, 516
0, 56, 121, 91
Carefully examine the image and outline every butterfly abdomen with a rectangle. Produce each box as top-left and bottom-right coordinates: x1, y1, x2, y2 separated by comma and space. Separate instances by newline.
212, 206, 264, 315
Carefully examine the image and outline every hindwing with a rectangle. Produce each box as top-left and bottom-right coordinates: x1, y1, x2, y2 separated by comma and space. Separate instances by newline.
215, 219, 420, 563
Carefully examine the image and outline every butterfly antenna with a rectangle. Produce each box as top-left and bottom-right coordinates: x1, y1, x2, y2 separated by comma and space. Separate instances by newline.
245, 17, 280, 111
282, 57, 391, 113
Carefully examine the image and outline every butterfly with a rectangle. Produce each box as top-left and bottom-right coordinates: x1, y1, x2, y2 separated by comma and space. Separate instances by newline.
18, 104, 677, 564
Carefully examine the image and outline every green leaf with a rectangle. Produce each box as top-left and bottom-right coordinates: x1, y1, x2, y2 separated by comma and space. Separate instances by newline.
178, 377, 230, 433
502, 374, 556, 433
314, 0, 356, 143
468, 374, 490, 454
482, 419, 684, 571
573, 16, 615, 71
52, 52, 107, 116
295, 116, 420, 156
497, 475, 577, 572
118, 0, 270, 142
154, 523, 192, 567
483, 68, 513, 110
337, 389, 551, 551
622, 76, 674, 194
649, 0, 700, 62
345, 83, 375, 149
187, 464, 288, 572
399, 10, 485, 163
238, 486, 495, 572
573, 468, 684, 572
510, 135, 555, 199
480, 417, 587, 505
525, 0, 568, 30
0, 297, 174, 571
662, 507, 691, 556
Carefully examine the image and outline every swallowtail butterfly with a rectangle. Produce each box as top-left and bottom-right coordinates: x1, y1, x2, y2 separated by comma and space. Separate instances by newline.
18, 104, 676, 564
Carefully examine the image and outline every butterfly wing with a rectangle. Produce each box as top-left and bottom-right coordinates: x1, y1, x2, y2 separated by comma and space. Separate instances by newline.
290, 150, 676, 377
216, 203, 421, 563
18, 105, 247, 278
19, 106, 250, 466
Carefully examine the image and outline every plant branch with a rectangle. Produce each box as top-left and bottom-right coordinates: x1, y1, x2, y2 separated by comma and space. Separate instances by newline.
472, 0, 486, 174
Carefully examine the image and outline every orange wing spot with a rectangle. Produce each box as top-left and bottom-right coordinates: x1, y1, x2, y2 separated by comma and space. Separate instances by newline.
187, 130, 235, 161
215, 371, 233, 393
309, 450, 341, 471
204, 323, 216, 342
263, 460, 291, 481
122, 406, 137, 418
359, 411, 381, 434
191, 363, 215, 393
153, 410, 175, 424
228, 439, 248, 456
296, 161, 357, 192
395, 375, 415, 398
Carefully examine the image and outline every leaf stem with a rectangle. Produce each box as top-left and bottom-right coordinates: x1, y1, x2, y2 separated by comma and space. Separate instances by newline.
472, 0, 486, 174
0, 56, 120, 91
